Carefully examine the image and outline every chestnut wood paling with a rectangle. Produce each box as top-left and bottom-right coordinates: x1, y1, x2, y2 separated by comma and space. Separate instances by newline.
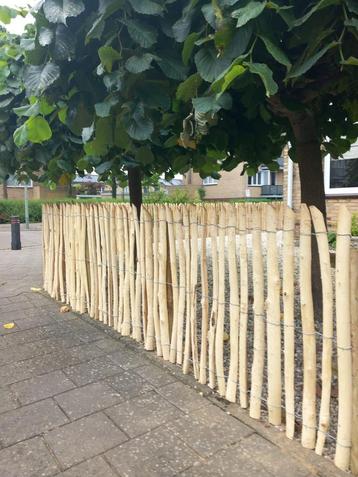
43, 202, 355, 474
249, 205, 265, 418
310, 205, 333, 454
300, 204, 316, 448
334, 205, 353, 471
266, 204, 282, 425
282, 206, 296, 438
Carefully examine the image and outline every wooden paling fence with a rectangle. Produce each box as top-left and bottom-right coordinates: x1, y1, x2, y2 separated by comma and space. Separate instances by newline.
42, 202, 358, 473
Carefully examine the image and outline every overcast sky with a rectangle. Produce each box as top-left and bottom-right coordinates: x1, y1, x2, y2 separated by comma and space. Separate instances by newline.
0, 0, 36, 34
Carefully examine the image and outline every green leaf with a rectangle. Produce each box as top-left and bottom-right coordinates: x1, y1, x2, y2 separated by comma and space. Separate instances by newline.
13, 102, 40, 117
125, 53, 154, 74
182, 32, 200, 66
52, 24, 75, 60
192, 93, 232, 113
82, 123, 94, 143
291, 0, 340, 28
96, 160, 113, 174
43, 0, 85, 25
128, 0, 164, 15
231, 1, 266, 28
259, 35, 291, 68
286, 41, 337, 79
39, 98, 56, 116
25, 116, 52, 143
124, 105, 154, 141
125, 19, 158, 48
342, 56, 358, 66
211, 64, 246, 93
38, 27, 54, 46
95, 101, 112, 118
176, 73, 202, 101
245, 62, 278, 96
13, 124, 28, 147
156, 57, 188, 80
58, 106, 68, 124
0, 6, 18, 24
194, 47, 232, 82
98, 46, 121, 73
114, 116, 131, 149
135, 146, 155, 165
24, 63, 60, 96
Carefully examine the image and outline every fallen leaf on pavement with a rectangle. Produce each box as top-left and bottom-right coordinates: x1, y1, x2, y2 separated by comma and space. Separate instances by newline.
3, 323, 15, 329
60, 305, 71, 313
30, 287, 42, 292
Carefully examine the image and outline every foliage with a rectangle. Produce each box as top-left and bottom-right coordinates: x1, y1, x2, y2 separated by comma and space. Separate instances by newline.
1, 0, 357, 201
352, 213, 358, 236
167, 0, 358, 177
144, 189, 197, 204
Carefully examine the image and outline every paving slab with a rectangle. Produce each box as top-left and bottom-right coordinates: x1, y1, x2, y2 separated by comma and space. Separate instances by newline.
105, 390, 184, 438
165, 404, 253, 458
63, 356, 124, 386
157, 381, 210, 413
59, 456, 118, 477
0, 386, 19, 414
105, 426, 200, 477
44, 412, 128, 469
135, 364, 177, 388
10, 370, 75, 405
55, 381, 122, 420
105, 370, 154, 401
0, 437, 60, 477
0, 398, 68, 447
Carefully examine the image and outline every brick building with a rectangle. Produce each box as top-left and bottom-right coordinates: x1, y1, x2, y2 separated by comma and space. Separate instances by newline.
182, 159, 284, 201
283, 142, 358, 224
0, 177, 69, 200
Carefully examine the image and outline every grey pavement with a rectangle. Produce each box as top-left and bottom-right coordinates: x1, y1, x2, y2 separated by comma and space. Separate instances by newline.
0, 225, 345, 477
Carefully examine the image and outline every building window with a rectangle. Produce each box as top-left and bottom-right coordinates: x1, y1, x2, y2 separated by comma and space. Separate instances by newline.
203, 176, 219, 186
6, 175, 33, 188
248, 168, 276, 186
324, 144, 358, 195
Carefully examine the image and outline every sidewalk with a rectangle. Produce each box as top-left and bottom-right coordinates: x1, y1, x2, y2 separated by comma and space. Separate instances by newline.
0, 227, 345, 476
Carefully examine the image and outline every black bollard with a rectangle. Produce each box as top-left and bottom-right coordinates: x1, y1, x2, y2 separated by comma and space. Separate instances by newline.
11, 216, 21, 250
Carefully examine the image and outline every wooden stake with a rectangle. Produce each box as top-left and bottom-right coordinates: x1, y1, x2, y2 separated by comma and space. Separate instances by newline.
335, 205, 353, 471
266, 204, 282, 425
226, 205, 240, 403
250, 205, 265, 418
351, 249, 358, 475
167, 205, 179, 363
310, 206, 334, 454
282, 206, 296, 438
300, 204, 316, 448
239, 205, 249, 408
208, 205, 218, 389
199, 206, 209, 384
175, 206, 186, 365
158, 206, 170, 360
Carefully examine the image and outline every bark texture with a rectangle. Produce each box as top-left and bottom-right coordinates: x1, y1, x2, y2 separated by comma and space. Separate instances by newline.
128, 167, 142, 218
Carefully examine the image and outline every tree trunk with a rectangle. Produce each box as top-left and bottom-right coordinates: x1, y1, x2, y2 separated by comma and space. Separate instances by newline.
111, 176, 117, 199
289, 112, 326, 217
128, 167, 142, 218
289, 111, 325, 319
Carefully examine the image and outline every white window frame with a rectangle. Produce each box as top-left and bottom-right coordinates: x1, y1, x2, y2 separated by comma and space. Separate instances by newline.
203, 176, 219, 186
248, 168, 274, 187
324, 146, 358, 196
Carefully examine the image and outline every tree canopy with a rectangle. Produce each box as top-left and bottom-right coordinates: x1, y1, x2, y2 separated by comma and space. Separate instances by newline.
0, 0, 357, 212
